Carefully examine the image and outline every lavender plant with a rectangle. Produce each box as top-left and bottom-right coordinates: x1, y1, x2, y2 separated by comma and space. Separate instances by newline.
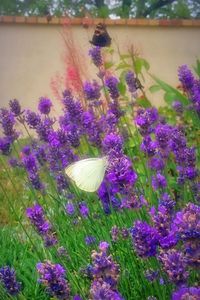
0, 45, 199, 300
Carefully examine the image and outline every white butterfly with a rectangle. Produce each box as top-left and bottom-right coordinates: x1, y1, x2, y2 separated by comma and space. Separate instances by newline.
65, 156, 108, 192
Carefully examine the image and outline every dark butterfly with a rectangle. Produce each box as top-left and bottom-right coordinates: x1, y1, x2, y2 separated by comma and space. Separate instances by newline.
90, 23, 111, 47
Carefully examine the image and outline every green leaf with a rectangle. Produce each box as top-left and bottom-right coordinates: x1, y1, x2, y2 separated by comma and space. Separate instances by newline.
193, 58, 200, 78
149, 84, 161, 93
150, 74, 189, 105
118, 81, 126, 96
134, 58, 150, 74
164, 92, 178, 103
119, 70, 128, 82
115, 62, 131, 70
104, 61, 114, 69
135, 97, 152, 108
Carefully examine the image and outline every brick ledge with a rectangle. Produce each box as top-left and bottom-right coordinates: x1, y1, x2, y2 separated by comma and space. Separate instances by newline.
0, 16, 200, 27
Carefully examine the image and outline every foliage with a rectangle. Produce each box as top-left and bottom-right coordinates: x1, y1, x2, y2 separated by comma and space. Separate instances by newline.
0, 46, 199, 300
0, 0, 200, 19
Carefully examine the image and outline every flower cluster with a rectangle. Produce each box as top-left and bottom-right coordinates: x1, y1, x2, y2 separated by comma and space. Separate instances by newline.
0, 266, 21, 296
9, 99, 22, 117
89, 46, 103, 67
89, 242, 124, 299
26, 204, 57, 247
38, 97, 52, 115
131, 221, 159, 258
125, 71, 137, 94
158, 249, 189, 284
178, 65, 200, 115
22, 151, 44, 191
37, 261, 70, 299
172, 286, 200, 300
135, 108, 158, 136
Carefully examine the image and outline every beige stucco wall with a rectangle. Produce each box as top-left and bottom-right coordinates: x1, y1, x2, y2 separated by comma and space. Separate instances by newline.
0, 23, 200, 112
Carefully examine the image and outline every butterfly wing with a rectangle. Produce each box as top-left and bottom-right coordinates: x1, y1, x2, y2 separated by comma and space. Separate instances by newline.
65, 157, 108, 192
90, 23, 111, 47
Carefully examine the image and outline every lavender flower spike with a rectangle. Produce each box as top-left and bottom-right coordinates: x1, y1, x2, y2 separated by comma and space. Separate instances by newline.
0, 266, 21, 296
37, 261, 70, 299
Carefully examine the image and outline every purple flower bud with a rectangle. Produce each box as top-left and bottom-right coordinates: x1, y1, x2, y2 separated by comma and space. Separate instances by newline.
83, 80, 101, 101
36, 261, 70, 299
79, 202, 89, 218
89, 46, 103, 67
152, 173, 167, 190
105, 76, 119, 99
38, 97, 52, 115
0, 266, 21, 296
9, 99, 22, 116
125, 71, 137, 93
65, 202, 75, 216
178, 65, 195, 91
172, 286, 200, 300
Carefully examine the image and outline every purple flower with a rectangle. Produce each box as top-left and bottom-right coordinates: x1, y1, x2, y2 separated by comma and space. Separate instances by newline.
91, 242, 120, 288
107, 156, 137, 191
25, 110, 41, 129
0, 266, 21, 296
36, 261, 70, 299
8, 157, 20, 168
105, 76, 119, 99
98, 182, 115, 214
28, 172, 45, 191
131, 221, 158, 258
159, 193, 175, 212
90, 280, 124, 300
172, 286, 200, 300
154, 124, 171, 149
191, 81, 200, 115
144, 269, 159, 282
65, 202, 75, 216
65, 123, 80, 148
73, 295, 83, 300
108, 100, 123, 120
36, 118, 54, 142
159, 249, 189, 284
89, 46, 103, 67
85, 236, 96, 246
150, 205, 172, 238
56, 173, 69, 193
172, 101, 184, 114
9, 99, 22, 116
38, 97, 52, 115
178, 65, 195, 91
84, 80, 101, 101
172, 203, 200, 240
82, 111, 102, 147
79, 202, 89, 218
34, 144, 47, 166
22, 153, 37, 172
62, 90, 83, 125
152, 173, 167, 190
99, 241, 109, 252
0, 108, 17, 138
141, 136, 157, 157
0, 137, 12, 155
102, 132, 123, 156
135, 108, 158, 136
26, 204, 57, 247
159, 232, 178, 249
22, 145, 31, 155
169, 126, 186, 152
125, 71, 137, 93
111, 226, 120, 242
148, 156, 165, 171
